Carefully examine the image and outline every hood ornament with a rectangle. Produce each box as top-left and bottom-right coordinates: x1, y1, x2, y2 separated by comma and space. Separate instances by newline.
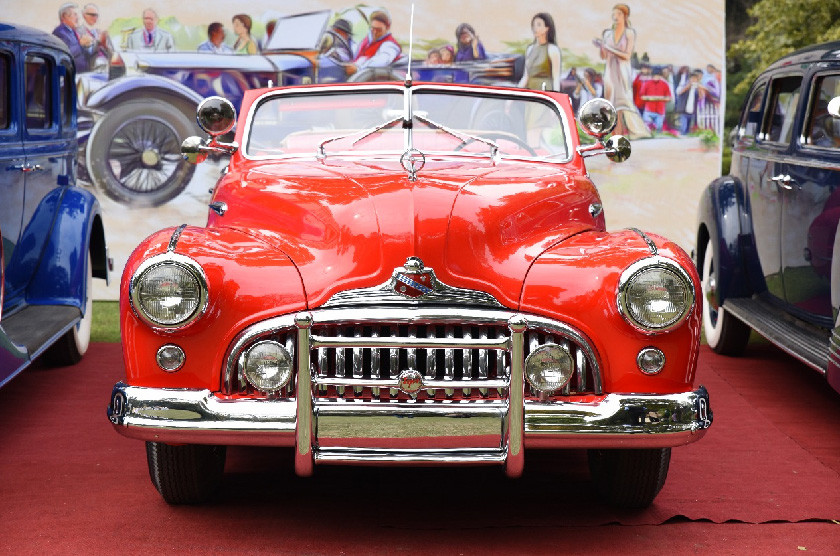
400, 149, 426, 181
393, 256, 434, 298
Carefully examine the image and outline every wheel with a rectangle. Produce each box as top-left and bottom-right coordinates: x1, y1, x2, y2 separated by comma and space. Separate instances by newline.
588, 448, 671, 509
146, 442, 226, 505
700, 237, 750, 355
454, 132, 538, 156
44, 253, 93, 366
85, 99, 197, 207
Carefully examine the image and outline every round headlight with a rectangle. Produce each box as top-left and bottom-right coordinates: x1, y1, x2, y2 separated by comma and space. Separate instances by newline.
130, 254, 208, 328
525, 343, 574, 393
241, 340, 293, 393
618, 258, 695, 332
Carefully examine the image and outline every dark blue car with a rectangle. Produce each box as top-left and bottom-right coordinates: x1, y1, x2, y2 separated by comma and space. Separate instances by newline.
696, 41, 840, 395
0, 23, 109, 387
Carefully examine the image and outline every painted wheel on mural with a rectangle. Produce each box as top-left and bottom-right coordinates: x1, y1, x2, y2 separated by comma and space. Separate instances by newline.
86, 99, 196, 207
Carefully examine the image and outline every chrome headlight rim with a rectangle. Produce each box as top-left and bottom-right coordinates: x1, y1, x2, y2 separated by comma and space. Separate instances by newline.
239, 339, 293, 393
616, 256, 695, 334
129, 253, 209, 330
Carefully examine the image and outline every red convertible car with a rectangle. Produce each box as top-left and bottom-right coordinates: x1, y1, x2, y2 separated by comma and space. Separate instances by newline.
107, 80, 711, 508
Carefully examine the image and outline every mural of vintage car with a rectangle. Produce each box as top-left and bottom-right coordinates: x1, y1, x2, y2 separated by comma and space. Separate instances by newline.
107, 79, 711, 509
76, 9, 524, 207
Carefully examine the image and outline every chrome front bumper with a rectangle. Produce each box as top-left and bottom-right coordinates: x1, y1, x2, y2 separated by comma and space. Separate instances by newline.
109, 381, 712, 476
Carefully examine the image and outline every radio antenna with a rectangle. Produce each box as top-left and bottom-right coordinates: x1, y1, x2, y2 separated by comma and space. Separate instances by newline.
405, 3, 415, 87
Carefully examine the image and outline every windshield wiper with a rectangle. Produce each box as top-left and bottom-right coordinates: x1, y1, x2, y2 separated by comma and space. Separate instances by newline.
316, 116, 404, 159
413, 114, 499, 160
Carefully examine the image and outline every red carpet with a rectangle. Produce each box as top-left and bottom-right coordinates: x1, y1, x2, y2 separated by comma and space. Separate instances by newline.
1, 343, 839, 554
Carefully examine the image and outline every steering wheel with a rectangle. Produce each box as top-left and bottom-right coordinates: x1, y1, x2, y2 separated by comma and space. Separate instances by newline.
454, 132, 538, 156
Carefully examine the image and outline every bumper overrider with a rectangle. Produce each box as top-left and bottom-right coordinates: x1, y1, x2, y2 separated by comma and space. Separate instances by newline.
108, 312, 712, 478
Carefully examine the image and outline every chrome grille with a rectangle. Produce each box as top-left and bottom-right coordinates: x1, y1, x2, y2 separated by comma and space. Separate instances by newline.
224, 308, 601, 399
312, 323, 510, 401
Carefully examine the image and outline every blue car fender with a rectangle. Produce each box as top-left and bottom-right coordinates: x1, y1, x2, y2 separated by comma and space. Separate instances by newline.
696, 175, 763, 306
25, 187, 107, 313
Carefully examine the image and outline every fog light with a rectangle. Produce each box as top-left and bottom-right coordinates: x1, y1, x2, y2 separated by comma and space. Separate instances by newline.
525, 343, 574, 393
242, 340, 292, 393
637, 347, 666, 374
156, 344, 185, 372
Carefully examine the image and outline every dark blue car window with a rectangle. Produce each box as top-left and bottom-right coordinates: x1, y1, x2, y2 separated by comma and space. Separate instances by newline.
764, 76, 801, 144
805, 75, 840, 149
0, 52, 9, 130
60, 62, 73, 128
24, 54, 51, 129
739, 84, 765, 138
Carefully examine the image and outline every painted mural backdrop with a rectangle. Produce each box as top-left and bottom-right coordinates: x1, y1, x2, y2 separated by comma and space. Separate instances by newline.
19, 0, 725, 299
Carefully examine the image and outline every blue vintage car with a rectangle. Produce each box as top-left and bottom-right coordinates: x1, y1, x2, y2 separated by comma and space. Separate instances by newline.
696, 41, 840, 395
0, 23, 109, 387
75, 9, 524, 207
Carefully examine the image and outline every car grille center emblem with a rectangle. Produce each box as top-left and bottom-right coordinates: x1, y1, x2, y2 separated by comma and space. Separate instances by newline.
393, 257, 435, 299
398, 369, 424, 395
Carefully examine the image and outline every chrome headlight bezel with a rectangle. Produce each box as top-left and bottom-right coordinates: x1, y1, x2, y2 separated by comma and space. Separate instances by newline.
129, 253, 209, 330
616, 256, 695, 334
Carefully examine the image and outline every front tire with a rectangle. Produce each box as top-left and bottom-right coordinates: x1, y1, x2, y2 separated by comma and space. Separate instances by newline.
86, 99, 197, 207
146, 442, 226, 505
700, 238, 750, 355
588, 448, 671, 509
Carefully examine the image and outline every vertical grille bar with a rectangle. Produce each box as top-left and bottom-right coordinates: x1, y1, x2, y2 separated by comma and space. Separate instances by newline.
479, 328, 489, 397
389, 325, 398, 398
371, 328, 381, 398
426, 327, 436, 397
445, 325, 455, 398
462, 328, 472, 396
353, 329, 363, 395
336, 328, 346, 397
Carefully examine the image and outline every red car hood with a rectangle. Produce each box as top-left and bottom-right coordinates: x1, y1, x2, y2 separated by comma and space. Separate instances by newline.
214, 157, 602, 309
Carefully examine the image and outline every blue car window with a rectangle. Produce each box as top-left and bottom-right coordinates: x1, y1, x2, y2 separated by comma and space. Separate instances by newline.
0, 52, 9, 130
739, 84, 765, 138
24, 54, 51, 129
60, 62, 73, 129
764, 76, 801, 144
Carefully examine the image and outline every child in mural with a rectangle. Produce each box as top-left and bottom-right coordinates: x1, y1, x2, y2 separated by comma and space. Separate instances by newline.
640, 66, 671, 132
232, 13, 257, 54
593, 3, 651, 139
439, 45, 454, 65
518, 12, 561, 93
454, 23, 486, 62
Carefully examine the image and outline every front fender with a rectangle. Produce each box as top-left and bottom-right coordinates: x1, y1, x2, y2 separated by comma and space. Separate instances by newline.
520, 229, 701, 395
696, 175, 762, 305
120, 226, 306, 390
84, 74, 203, 111
25, 187, 104, 311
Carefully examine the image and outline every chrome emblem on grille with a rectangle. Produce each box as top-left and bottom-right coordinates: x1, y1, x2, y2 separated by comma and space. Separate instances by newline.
398, 369, 424, 395
393, 257, 435, 299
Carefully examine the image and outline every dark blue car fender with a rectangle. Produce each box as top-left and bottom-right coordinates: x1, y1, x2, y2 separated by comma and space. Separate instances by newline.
696, 175, 764, 306
25, 187, 107, 313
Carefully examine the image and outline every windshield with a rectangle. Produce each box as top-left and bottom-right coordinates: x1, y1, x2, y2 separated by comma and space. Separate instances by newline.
244, 87, 569, 160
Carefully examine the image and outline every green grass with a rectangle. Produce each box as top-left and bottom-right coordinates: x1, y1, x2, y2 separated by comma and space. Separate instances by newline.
92, 300, 120, 343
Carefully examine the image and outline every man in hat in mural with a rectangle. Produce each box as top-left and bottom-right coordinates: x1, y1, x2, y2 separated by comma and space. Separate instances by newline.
319, 18, 355, 64
345, 9, 400, 78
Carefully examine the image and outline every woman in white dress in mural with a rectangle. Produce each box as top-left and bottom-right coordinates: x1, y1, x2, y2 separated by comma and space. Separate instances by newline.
593, 3, 650, 139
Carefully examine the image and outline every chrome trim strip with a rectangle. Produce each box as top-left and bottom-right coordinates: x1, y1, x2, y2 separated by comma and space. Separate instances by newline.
626, 227, 658, 255
313, 377, 509, 390
506, 315, 526, 478
315, 448, 506, 465
167, 224, 187, 252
